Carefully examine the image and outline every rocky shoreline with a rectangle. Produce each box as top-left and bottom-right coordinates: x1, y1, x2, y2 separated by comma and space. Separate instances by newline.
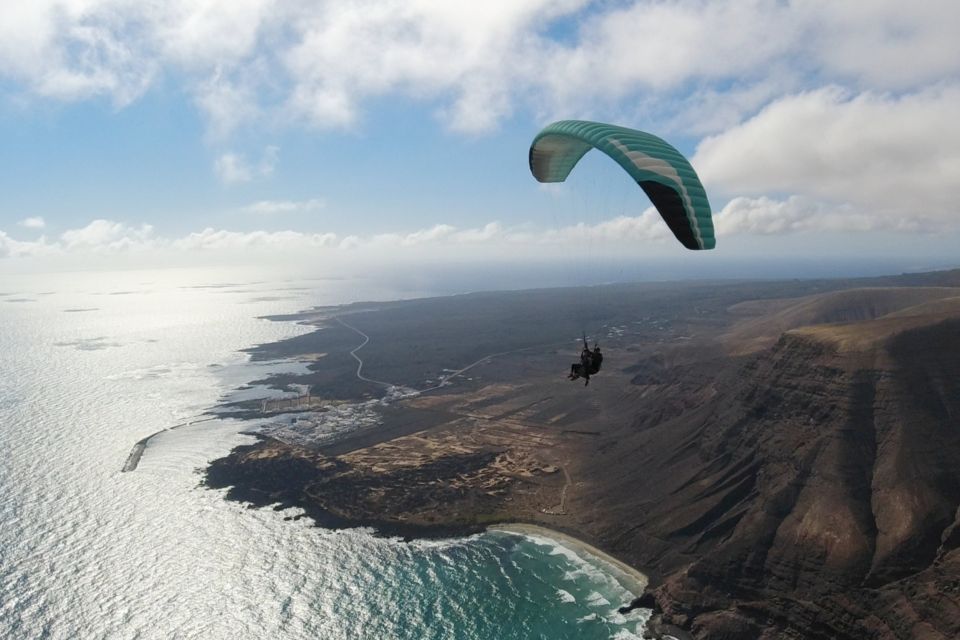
205, 435, 508, 540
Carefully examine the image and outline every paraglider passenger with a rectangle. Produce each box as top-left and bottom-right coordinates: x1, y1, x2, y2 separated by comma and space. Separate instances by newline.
590, 345, 603, 374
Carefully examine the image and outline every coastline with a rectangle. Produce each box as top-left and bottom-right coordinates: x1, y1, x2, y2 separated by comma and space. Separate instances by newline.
121, 416, 218, 472
198, 272, 960, 639
488, 523, 648, 598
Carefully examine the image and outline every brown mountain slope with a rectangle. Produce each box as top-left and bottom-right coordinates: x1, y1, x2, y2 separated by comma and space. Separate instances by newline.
723, 286, 960, 353
883, 295, 960, 319
577, 303, 960, 638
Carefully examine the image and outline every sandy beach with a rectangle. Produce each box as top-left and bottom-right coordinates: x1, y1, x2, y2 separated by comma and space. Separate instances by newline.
488, 523, 648, 597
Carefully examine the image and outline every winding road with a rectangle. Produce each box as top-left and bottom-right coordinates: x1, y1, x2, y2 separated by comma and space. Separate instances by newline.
335, 316, 530, 394
335, 317, 395, 388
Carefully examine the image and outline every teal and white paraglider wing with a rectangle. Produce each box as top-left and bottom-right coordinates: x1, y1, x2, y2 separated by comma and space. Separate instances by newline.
529, 120, 715, 250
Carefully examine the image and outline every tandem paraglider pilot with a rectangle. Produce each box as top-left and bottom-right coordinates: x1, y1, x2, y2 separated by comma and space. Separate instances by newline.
568, 341, 601, 386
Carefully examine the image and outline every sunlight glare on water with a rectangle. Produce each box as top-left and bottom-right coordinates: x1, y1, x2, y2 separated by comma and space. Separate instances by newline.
0, 267, 647, 639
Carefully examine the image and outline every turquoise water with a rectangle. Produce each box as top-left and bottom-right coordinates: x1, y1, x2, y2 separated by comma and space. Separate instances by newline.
0, 268, 648, 639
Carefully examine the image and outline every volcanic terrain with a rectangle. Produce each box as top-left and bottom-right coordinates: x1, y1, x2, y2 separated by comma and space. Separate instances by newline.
206, 270, 960, 639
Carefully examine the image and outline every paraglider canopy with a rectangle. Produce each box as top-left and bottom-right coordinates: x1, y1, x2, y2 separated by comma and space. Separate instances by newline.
529, 120, 715, 250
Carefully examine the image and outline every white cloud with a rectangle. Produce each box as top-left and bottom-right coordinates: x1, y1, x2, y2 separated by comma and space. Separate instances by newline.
0, 2, 157, 106
60, 219, 155, 251
172, 228, 337, 251
535, 1, 798, 111
215, 145, 278, 184
3, 218, 161, 259
18, 216, 46, 229
370, 224, 456, 247
240, 198, 325, 215
157, 0, 274, 69
2, 200, 956, 270
544, 211, 670, 244
657, 79, 796, 137
214, 152, 252, 184
713, 196, 885, 236
338, 234, 361, 250
278, 1, 576, 132
0, 213, 672, 263
258, 145, 279, 176
355, 222, 508, 249
194, 69, 262, 139
693, 86, 960, 225
4, 2, 956, 136
0, 230, 58, 259
800, 0, 960, 90
452, 221, 502, 243
2, 2, 959, 251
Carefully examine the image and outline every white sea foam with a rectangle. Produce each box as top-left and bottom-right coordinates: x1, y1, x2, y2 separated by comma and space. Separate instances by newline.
606, 610, 627, 625
586, 591, 612, 607
406, 533, 484, 550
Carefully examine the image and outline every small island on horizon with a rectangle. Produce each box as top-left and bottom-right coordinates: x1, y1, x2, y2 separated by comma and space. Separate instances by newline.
202, 268, 960, 640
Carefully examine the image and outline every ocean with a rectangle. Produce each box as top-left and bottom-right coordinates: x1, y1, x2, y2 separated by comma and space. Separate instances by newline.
0, 267, 649, 639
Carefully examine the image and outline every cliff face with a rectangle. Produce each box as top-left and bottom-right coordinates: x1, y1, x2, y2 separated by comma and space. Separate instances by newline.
606, 318, 960, 639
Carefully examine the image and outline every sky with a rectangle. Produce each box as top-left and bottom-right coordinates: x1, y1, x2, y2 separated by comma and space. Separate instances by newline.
1, 0, 959, 278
